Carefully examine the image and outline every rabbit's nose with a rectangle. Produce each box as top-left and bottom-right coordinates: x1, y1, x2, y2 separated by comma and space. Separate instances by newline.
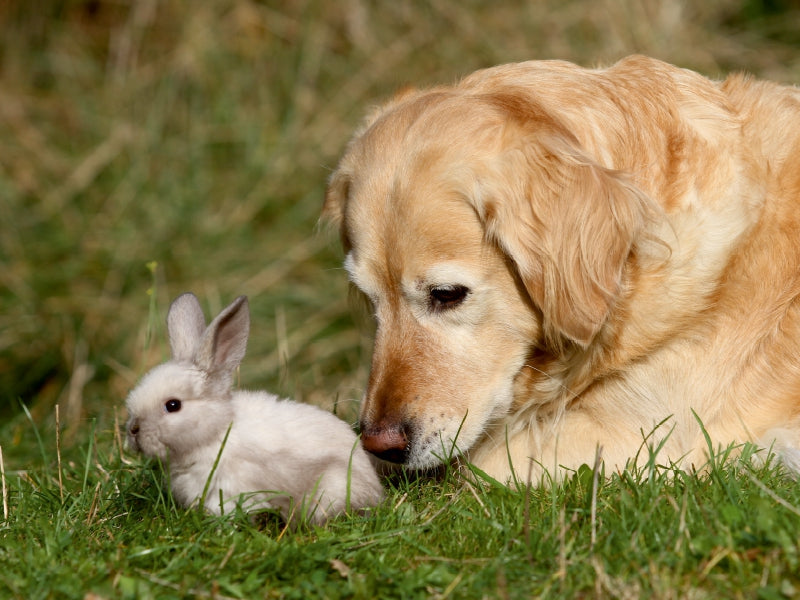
128, 418, 140, 436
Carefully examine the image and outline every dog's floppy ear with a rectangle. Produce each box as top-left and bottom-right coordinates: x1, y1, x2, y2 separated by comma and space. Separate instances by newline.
322, 170, 354, 253
473, 92, 653, 349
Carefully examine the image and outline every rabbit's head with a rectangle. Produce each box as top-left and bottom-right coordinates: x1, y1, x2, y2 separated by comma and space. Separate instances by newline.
126, 293, 250, 461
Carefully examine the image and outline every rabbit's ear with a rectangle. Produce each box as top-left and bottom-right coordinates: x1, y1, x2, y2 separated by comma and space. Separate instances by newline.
195, 296, 250, 376
167, 293, 207, 361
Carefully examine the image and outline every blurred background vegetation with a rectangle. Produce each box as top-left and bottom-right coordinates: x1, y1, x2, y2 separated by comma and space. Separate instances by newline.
1, 0, 798, 467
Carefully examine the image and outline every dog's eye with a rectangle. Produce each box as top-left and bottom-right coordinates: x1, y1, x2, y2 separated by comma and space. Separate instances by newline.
164, 398, 182, 413
429, 285, 469, 310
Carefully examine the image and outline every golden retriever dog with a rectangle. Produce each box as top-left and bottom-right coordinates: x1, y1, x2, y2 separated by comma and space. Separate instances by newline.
323, 55, 800, 483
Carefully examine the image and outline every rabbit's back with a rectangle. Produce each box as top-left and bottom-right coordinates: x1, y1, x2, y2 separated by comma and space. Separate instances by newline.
219, 392, 384, 521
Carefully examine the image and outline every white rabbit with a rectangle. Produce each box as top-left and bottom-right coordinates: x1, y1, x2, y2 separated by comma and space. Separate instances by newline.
125, 292, 384, 525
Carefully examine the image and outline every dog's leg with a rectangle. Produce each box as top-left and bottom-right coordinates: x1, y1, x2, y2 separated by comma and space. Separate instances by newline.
469, 408, 662, 485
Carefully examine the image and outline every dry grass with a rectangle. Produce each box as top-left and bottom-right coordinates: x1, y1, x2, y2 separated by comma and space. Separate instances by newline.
1, 0, 799, 463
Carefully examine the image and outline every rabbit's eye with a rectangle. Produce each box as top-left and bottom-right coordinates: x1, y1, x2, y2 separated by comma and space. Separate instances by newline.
164, 398, 182, 413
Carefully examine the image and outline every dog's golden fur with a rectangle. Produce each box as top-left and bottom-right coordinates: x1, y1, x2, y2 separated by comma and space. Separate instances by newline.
323, 55, 800, 482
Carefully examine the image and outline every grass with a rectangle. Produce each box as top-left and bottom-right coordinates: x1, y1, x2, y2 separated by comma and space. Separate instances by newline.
2, 0, 800, 597
3, 420, 800, 599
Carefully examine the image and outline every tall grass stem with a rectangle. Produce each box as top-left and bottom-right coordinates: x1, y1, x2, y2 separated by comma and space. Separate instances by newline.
56, 404, 63, 502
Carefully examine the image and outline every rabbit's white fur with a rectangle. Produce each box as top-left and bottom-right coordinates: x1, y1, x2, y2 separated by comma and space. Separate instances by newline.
126, 292, 384, 524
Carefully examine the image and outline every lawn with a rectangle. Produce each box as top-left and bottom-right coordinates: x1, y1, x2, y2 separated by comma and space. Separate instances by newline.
1, 1, 800, 598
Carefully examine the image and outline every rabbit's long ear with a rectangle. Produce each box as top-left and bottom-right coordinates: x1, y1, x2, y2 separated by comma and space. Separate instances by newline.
167, 293, 207, 361
195, 296, 249, 376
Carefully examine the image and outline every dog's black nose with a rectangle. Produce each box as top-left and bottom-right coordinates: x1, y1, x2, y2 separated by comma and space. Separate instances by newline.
128, 418, 140, 436
361, 425, 409, 464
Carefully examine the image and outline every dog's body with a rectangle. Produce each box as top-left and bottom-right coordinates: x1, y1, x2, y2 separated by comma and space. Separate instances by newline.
324, 55, 800, 482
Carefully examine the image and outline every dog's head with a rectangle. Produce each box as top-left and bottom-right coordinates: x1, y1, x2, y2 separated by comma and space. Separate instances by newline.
323, 85, 652, 470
